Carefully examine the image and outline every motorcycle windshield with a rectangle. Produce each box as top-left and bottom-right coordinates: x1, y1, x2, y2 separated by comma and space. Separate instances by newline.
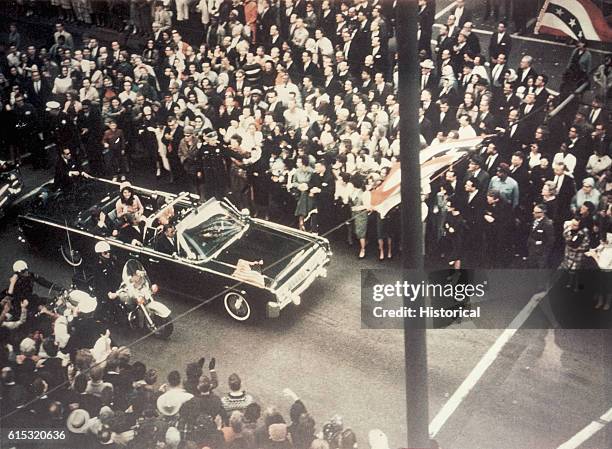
122, 259, 151, 292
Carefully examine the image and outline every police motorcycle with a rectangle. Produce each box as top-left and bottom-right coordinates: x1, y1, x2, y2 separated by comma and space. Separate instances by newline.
113, 259, 173, 339
0, 160, 24, 219
36, 282, 102, 353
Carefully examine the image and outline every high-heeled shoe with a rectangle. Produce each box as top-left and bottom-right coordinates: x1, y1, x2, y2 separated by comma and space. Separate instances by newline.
359, 249, 366, 259
387, 252, 393, 260
379, 251, 385, 261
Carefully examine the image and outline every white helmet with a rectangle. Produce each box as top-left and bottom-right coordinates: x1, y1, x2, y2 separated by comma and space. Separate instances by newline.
13, 260, 28, 272
95, 241, 111, 254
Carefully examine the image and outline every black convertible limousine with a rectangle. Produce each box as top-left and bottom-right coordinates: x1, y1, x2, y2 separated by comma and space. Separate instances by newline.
15, 178, 332, 322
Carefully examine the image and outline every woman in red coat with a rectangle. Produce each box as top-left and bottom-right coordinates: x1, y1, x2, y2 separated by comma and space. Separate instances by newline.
244, 0, 258, 44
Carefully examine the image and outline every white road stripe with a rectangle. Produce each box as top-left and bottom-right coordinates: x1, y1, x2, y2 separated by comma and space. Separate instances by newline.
556, 407, 612, 449
429, 291, 546, 437
434, 1, 457, 20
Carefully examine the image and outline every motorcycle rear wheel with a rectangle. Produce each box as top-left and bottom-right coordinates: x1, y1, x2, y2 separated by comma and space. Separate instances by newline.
150, 315, 173, 339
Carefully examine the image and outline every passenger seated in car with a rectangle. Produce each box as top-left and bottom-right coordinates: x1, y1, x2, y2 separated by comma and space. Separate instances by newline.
115, 183, 144, 223
88, 208, 118, 237
154, 224, 177, 255
117, 213, 144, 246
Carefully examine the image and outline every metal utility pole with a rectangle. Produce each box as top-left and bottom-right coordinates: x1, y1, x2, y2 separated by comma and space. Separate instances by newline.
396, 0, 431, 447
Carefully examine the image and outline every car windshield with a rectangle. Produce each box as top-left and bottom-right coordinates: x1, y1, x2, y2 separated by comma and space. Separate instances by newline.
180, 202, 245, 259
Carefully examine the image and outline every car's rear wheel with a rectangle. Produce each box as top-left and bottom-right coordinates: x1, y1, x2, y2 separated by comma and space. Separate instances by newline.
60, 243, 82, 267
224, 291, 257, 322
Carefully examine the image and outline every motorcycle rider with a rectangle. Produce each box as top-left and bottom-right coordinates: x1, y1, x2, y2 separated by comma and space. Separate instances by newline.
5, 260, 54, 318
110, 267, 148, 329
91, 241, 121, 322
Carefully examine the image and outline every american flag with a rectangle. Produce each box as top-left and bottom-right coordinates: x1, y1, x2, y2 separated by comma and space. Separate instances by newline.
370, 136, 487, 219
535, 0, 612, 42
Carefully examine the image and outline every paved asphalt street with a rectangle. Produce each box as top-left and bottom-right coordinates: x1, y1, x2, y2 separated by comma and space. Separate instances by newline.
1, 164, 610, 449
1, 3, 611, 448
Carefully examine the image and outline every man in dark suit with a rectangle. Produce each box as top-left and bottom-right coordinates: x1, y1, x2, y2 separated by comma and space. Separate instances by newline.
437, 100, 458, 134
419, 108, 435, 144
489, 53, 508, 90
25, 70, 51, 111
499, 109, 530, 157
342, 30, 364, 76
496, 82, 521, 119
54, 147, 85, 191
333, 13, 348, 48
154, 224, 177, 254
372, 72, 394, 104
510, 151, 532, 207
266, 25, 285, 51
482, 189, 514, 268
550, 162, 576, 215
418, 0, 435, 57
586, 97, 609, 127
518, 92, 544, 137
516, 55, 537, 87
460, 177, 486, 267
457, 62, 475, 97
474, 100, 498, 135
419, 59, 438, 95
117, 214, 144, 246
527, 204, 555, 268
483, 141, 502, 175
463, 156, 491, 188
451, 32, 470, 73
301, 50, 321, 84
319, 0, 336, 38
565, 126, 590, 181
258, 0, 277, 41
435, 24, 456, 65
76, 100, 105, 175
462, 22, 481, 56
322, 65, 343, 99
530, 74, 551, 108
370, 36, 389, 77
488, 21, 512, 62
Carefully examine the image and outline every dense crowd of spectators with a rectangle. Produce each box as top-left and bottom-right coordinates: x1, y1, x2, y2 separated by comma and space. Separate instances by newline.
1, 0, 612, 446
2, 292, 381, 448
1, 0, 610, 268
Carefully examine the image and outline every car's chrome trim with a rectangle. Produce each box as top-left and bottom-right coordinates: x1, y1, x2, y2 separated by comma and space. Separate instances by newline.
18, 214, 277, 291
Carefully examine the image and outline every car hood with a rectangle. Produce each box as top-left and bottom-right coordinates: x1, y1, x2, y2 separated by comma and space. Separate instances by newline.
215, 221, 318, 278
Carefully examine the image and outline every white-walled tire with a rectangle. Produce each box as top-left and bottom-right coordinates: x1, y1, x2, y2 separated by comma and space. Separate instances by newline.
224, 291, 255, 322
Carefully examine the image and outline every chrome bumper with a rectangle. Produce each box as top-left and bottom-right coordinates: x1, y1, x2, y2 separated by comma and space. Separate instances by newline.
267, 246, 331, 318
